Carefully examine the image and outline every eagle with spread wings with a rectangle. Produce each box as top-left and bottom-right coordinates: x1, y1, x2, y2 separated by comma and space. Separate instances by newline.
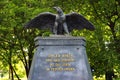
24, 7, 95, 35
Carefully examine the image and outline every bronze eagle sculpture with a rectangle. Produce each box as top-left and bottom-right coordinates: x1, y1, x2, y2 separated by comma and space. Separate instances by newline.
24, 7, 95, 35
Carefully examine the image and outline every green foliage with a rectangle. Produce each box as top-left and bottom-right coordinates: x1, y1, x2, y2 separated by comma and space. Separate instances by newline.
0, 0, 120, 80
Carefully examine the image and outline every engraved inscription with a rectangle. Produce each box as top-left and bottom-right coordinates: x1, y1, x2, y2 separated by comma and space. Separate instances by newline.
46, 53, 75, 71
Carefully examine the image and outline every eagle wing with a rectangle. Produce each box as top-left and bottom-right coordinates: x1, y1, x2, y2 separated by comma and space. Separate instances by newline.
66, 12, 95, 32
24, 12, 56, 31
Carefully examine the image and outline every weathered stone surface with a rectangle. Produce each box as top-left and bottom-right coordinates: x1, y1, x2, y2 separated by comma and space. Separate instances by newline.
28, 36, 93, 80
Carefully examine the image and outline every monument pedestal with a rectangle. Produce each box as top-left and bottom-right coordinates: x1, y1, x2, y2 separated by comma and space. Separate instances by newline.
28, 36, 93, 80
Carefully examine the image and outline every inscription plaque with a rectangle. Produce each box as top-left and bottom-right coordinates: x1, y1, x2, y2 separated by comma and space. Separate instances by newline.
28, 36, 93, 80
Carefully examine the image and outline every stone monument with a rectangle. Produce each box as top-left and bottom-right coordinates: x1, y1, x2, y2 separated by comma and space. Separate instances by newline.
24, 7, 95, 80
28, 36, 93, 80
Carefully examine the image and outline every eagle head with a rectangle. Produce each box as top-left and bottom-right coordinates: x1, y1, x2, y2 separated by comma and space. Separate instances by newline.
53, 7, 63, 16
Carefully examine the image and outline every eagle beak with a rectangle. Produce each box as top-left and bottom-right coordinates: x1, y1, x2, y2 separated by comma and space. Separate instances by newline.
53, 7, 57, 10
53, 7, 59, 11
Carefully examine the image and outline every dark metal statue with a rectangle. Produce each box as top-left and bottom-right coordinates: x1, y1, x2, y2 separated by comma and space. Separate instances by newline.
24, 7, 95, 35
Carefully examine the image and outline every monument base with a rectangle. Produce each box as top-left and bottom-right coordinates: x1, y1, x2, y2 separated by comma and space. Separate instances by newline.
28, 36, 93, 80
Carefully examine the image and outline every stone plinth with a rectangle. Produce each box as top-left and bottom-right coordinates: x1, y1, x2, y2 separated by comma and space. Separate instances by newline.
28, 36, 93, 80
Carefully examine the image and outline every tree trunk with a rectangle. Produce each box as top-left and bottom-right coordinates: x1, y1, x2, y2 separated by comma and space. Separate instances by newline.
9, 50, 21, 80
9, 50, 14, 80
12, 65, 21, 80
9, 66, 10, 79
11, 65, 14, 80
25, 65, 29, 78
9, 63, 14, 80
105, 71, 114, 80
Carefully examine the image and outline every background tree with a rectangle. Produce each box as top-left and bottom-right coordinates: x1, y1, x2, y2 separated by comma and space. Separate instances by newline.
88, 0, 120, 80
0, 0, 120, 80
